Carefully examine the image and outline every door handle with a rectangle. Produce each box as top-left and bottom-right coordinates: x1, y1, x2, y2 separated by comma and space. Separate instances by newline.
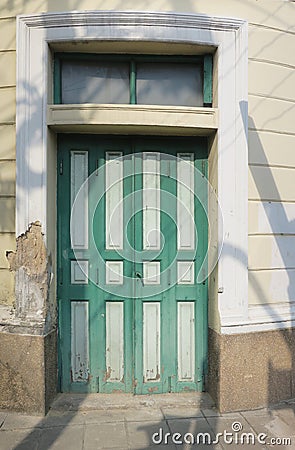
135, 271, 144, 286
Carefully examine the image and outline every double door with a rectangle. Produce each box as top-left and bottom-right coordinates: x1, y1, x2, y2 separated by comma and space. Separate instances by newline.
58, 135, 208, 393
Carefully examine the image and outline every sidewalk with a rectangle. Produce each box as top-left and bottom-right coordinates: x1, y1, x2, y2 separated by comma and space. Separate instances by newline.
0, 393, 295, 449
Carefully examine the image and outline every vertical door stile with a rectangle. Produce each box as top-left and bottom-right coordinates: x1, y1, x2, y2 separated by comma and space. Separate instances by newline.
133, 147, 143, 392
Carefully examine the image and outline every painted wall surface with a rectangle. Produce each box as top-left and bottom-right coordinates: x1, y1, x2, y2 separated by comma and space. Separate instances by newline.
0, 0, 294, 315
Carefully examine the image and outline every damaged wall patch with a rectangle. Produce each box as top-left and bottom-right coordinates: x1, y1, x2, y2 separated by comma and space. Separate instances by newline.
6, 222, 51, 322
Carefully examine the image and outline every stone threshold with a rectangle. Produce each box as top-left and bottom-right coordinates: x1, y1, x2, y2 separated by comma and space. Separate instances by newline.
50, 392, 215, 413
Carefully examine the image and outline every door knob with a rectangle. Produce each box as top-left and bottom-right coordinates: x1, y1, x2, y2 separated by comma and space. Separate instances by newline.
135, 272, 144, 285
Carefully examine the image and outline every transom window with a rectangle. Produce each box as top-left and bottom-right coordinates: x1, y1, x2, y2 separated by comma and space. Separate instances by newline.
54, 54, 212, 107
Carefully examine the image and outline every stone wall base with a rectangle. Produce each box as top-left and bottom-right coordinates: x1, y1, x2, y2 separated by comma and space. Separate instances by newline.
207, 327, 295, 412
1, 326, 294, 414
0, 329, 57, 415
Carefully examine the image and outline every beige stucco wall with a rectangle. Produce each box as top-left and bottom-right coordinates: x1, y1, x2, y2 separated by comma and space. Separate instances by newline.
0, 0, 294, 310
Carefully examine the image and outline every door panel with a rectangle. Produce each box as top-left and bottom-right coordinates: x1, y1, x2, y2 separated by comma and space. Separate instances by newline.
57, 135, 208, 394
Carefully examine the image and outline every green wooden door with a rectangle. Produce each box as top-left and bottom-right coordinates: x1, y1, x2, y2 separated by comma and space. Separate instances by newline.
57, 135, 208, 394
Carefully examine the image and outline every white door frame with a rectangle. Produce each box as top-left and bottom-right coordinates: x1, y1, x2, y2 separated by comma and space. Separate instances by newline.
16, 10, 248, 332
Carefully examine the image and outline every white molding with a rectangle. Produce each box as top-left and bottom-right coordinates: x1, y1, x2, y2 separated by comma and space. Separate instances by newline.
18, 11, 245, 31
16, 10, 249, 329
221, 302, 295, 334
248, 302, 295, 323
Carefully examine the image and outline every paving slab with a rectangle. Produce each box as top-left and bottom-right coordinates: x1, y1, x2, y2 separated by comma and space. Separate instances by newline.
265, 412, 295, 439
126, 420, 173, 449
206, 414, 269, 450
84, 422, 127, 449
271, 406, 295, 434
0, 411, 7, 428
0, 429, 41, 450
242, 408, 295, 438
201, 407, 221, 417
205, 412, 248, 433
167, 417, 223, 450
124, 407, 164, 422
37, 424, 84, 450
241, 409, 295, 449
41, 411, 86, 428
99, 448, 129, 450
2, 413, 43, 431
168, 417, 213, 435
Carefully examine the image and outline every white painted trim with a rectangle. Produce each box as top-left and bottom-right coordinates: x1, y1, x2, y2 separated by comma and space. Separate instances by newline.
16, 10, 249, 330
222, 302, 295, 334
248, 302, 295, 324
17, 11, 246, 31
48, 104, 218, 135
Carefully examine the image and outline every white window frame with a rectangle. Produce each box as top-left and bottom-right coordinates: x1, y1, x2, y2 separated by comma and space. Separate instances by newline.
16, 11, 248, 332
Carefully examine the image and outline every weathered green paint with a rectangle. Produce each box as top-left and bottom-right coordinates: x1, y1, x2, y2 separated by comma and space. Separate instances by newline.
130, 60, 136, 104
203, 54, 213, 106
53, 57, 61, 104
57, 135, 208, 394
55, 53, 206, 63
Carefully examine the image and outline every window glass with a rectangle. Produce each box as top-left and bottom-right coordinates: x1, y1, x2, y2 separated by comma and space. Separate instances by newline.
136, 63, 203, 107
61, 60, 130, 104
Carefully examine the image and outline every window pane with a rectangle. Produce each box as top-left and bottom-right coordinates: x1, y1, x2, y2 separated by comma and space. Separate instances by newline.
136, 63, 203, 106
61, 60, 130, 104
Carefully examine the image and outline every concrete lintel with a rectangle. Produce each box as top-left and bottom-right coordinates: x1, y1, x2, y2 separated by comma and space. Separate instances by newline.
47, 104, 218, 135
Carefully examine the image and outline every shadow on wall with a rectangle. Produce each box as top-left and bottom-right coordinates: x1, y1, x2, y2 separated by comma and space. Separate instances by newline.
247, 113, 295, 407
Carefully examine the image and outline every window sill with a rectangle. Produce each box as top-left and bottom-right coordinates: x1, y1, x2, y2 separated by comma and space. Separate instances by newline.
47, 104, 218, 136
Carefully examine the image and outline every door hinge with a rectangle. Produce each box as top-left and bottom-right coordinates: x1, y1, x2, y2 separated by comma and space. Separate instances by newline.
59, 159, 63, 175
